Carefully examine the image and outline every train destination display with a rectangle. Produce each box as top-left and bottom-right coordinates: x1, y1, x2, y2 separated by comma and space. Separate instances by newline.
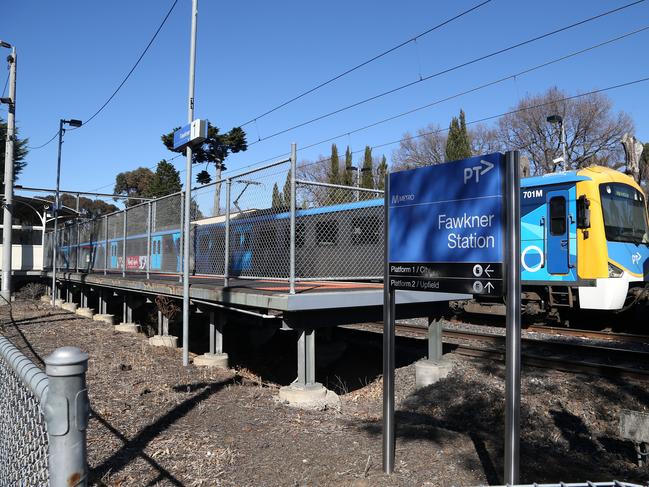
388, 153, 506, 296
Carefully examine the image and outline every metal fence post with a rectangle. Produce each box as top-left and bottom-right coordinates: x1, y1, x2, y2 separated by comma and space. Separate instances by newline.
289, 143, 297, 294
179, 192, 184, 283
146, 201, 152, 279
122, 210, 127, 277
75, 220, 80, 273
43, 346, 89, 487
224, 179, 231, 287
103, 215, 108, 275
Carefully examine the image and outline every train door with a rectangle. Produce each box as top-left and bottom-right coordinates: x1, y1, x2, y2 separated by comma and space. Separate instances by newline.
231, 225, 252, 275
110, 242, 118, 269
547, 190, 570, 274
173, 233, 181, 272
150, 236, 162, 270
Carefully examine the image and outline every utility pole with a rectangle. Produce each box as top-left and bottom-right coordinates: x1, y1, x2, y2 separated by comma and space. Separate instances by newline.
1, 43, 16, 305
182, 0, 198, 367
51, 120, 64, 306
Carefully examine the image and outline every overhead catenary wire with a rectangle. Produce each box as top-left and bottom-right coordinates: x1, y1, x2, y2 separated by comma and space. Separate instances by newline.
246, 0, 646, 147
27, 0, 179, 150
237, 0, 493, 128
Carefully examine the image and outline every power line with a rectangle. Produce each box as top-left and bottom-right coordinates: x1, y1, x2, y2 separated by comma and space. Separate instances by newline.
238, 0, 493, 128
247, 0, 646, 146
1, 71, 8, 97
27, 0, 179, 150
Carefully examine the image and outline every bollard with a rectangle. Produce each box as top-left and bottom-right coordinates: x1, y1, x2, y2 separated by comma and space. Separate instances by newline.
43, 346, 89, 487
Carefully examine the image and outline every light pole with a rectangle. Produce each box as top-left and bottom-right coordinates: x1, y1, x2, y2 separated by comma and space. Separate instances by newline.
547, 114, 567, 169
0, 40, 16, 304
51, 118, 82, 307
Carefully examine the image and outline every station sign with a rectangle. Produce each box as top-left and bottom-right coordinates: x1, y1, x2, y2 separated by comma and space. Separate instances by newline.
173, 119, 208, 150
388, 153, 506, 296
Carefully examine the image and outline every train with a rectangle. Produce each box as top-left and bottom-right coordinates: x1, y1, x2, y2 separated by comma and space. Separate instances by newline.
50, 164, 649, 321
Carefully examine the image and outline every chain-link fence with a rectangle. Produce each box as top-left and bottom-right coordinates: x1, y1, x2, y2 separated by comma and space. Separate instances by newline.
0, 335, 90, 486
42, 149, 388, 287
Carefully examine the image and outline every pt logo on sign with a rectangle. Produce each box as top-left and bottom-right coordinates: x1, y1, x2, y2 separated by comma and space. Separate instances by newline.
463, 159, 494, 184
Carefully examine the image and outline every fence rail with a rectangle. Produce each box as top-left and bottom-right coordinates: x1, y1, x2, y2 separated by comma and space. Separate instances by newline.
43, 149, 386, 291
0, 335, 89, 486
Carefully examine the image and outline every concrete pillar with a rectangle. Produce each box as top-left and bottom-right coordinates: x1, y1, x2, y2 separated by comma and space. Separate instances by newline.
193, 310, 228, 367
149, 309, 179, 348
415, 317, 453, 388
279, 328, 337, 408
115, 294, 138, 333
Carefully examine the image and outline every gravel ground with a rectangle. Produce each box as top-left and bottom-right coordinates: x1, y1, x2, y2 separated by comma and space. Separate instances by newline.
1, 299, 649, 486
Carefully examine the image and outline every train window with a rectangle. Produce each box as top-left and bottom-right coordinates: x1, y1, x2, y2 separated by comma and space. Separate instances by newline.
351, 218, 380, 245
316, 220, 338, 246
549, 196, 566, 235
256, 227, 277, 247
284, 223, 306, 248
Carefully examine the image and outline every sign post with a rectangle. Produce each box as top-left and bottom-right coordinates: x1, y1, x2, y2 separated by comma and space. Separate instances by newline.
383, 152, 520, 475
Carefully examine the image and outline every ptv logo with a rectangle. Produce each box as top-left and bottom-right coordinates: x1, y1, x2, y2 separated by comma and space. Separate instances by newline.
463, 159, 494, 184
632, 252, 642, 265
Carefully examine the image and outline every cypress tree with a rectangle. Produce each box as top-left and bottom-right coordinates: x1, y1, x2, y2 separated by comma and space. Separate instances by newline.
282, 169, 292, 207
272, 183, 283, 208
148, 159, 182, 198
343, 146, 354, 187
361, 146, 374, 192
329, 144, 340, 185
445, 109, 472, 161
376, 155, 388, 191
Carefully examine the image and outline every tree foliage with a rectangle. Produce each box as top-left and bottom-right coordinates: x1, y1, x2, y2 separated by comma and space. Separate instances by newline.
43, 193, 119, 218
343, 146, 354, 186
328, 144, 340, 185
114, 167, 154, 207
148, 160, 181, 198
640, 143, 649, 188
445, 109, 472, 162
376, 155, 388, 191
0, 116, 28, 186
161, 122, 247, 184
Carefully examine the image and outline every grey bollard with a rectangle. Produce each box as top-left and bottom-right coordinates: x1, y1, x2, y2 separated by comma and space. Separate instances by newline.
44, 347, 90, 487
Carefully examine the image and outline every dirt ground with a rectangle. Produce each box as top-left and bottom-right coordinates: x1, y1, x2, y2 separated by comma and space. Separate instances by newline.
2, 298, 649, 487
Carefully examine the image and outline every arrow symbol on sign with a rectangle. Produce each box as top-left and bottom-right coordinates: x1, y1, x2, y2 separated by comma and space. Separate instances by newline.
480, 159, 494, 176
484, 282, 495, 293
484, 264, 493, 277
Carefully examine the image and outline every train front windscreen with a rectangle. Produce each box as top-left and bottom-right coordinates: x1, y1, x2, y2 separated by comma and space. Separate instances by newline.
599, 182, 649, 245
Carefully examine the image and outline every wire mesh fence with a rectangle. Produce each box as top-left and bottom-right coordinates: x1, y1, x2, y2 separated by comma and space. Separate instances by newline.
0, 337, 49, 486
43, 152, 388, 285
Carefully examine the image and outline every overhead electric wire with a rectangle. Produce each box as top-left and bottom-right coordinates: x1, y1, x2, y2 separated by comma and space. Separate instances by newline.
27, 0, 179, 150
238, 0, 493, 127
1, 72, 8, 97
246, 0, 646, 147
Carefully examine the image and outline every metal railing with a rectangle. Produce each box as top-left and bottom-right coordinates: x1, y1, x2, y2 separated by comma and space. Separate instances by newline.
0, 335, 89, 486
43, 147, 386, 291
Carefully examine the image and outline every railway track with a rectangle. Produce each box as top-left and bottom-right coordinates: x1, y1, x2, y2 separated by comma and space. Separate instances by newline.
343, 322, 649, 381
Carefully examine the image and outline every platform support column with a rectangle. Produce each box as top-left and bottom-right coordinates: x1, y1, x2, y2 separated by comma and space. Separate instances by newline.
163, 315, 169, 336
80, 287, 86, 309
122, 295, 132, 323
97, 289, 104, 314
428, 316, 443, 362
209, 310, 225, 355
297, 328, 315, 387
157, 310, 163, 336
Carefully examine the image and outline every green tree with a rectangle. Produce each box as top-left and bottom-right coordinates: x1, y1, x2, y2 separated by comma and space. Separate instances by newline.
43, 194, 119, 218
640, 143, 649, 188
360, 146, 374, 190
445, 109, 472, 162
161, 122, 247, 185
376, 155, 388, 191
272, 182, 283, 208
0, 116, 28, 187
114, 167, 154, 207
282, 169, 292, 207
148, 160, 181, 198
343, 146, 354, 186
329, 144, 340, 185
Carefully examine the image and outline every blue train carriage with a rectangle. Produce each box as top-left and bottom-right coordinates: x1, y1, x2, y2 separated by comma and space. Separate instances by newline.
520, 165, 649, 316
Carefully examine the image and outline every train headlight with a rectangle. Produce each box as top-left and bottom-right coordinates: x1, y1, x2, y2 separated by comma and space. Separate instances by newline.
608, 262, 624, 278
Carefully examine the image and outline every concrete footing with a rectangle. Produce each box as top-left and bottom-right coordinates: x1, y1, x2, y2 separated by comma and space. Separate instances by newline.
61, 302, 78, 312
93, 314, 115, 325
114, 323, 139, 333
40, 295, 50, 303
149, 335, 179, 348
76, 307, 95, 319
193, 352, 229, 368
278, 383, 340, 410
53, 299, 64, 307
415, 358, 453, 388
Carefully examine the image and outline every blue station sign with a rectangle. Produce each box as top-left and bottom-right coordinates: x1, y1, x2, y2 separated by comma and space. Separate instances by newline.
173, 119, 208, 151
388, 152, 506, 296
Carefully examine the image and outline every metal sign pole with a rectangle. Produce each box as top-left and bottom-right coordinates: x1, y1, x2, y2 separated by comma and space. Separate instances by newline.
382, 173, 395, 474
504, 150, 522, 484
182, 0, 198, 367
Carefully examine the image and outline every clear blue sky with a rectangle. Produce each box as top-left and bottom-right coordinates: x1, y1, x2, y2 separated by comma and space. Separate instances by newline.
2, 0, 648, 201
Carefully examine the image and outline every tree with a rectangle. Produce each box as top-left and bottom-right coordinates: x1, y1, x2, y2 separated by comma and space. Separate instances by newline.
43, 193, 119, 218
282, 169, 292, 207
328, 144, 340, 185
271, 182, 283, 208
445, 109, 472, 162
360, 146, 374, 191
497, 86, 634, 175
0, 116, 28, 186
640, 143, 649, 188
114, 167, 154, 207
343, 146, 354, 186
148, 160, 181, 198
391, 124, 446, 170
376, 155, 388, 191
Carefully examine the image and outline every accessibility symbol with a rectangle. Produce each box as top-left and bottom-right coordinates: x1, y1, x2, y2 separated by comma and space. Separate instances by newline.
473, 281, 484, 293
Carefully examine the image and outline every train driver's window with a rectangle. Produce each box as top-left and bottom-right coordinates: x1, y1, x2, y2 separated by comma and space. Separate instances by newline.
549, 196, 566, 235
316, 220, 338, 246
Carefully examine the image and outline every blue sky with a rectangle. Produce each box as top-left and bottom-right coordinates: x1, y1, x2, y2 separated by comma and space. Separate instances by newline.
2, 0, 648, 201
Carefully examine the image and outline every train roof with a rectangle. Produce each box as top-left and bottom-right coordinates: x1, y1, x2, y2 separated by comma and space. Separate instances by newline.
521, 170, 590, 188
521, 165, 641, 191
